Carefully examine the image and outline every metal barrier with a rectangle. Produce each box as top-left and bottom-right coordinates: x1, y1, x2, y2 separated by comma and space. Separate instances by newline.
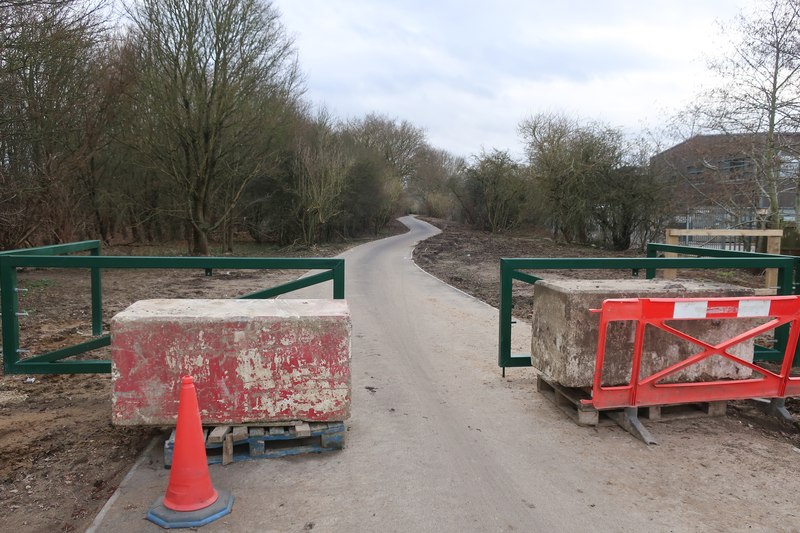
498, 256, 797, 372
0, 243, 345, 375
583, 296, 800, 411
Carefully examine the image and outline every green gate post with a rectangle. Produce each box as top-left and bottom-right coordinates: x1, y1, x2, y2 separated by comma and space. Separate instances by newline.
91, 244, 103, 336
333, 260, 345, 300
498, 259, 539, 371
1, 259, 19, 375
498, 259, 513, 370
645, 247, 657, 279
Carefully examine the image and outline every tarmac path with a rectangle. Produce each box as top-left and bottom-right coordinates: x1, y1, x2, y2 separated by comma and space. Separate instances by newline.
89, 216, 800, 533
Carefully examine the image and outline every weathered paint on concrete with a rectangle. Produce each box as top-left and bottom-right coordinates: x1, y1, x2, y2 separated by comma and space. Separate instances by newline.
530, 279, 758, 388
111, 299, 351, 426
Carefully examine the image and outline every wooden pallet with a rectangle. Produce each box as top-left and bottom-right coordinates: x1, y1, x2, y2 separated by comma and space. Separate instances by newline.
163, 421, 345, 467
536, 374, 727, 427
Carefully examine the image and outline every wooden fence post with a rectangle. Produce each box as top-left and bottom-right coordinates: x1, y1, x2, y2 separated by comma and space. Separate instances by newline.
766, 234, 782, 290
664, 230, 679, 280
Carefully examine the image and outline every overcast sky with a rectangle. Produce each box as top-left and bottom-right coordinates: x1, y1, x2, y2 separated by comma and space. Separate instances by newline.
271, 1, 757, 158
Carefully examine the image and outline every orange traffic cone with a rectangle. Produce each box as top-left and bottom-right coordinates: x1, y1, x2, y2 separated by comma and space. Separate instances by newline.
147, 376, 234, 528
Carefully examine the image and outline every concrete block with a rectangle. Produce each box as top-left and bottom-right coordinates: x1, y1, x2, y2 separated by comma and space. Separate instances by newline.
530, 279, 759, 388
111, 299, 351, 426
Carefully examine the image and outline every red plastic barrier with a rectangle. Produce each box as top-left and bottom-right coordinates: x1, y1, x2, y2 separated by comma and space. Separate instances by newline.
582, 295, 800, 410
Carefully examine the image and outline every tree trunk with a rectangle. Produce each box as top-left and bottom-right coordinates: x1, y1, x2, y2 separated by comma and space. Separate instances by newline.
223, 215, 234, 253
192, 226, 209, 255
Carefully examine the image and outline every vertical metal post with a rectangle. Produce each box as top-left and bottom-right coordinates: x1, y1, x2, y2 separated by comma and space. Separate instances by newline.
778, 264, 793, 296
778, 316, 800, 396
773, 264, 795, 364
794, 258, 800, 295
90, 244, 103, 336
1, 260, 20, 374
498, 259, 513, 369
645, 245, 657, 279
591, 311, 609, 396
627, 317, 648, 407
332, 260, 345, 300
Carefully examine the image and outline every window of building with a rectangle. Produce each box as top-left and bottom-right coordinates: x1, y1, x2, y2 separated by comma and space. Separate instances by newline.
686, 165, 703, 174
686, 165, 704, 182
779, 158, 799, 178
721, 158, 752, 182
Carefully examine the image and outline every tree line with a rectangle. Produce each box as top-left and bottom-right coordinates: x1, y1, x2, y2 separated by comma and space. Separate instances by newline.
0, 0, 670, 254
0, 0, 439, 253
433, 0, 800, 245
1, 0, 791, 254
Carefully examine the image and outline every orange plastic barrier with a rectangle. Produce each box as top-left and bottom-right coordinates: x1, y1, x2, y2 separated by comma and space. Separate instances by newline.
582, 296, 800, 410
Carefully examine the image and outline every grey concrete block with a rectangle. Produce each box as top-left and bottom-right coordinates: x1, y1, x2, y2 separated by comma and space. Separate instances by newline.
530, 279, 759, 388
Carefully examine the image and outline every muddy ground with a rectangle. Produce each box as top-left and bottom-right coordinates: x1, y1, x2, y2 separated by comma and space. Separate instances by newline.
1, 218, 798, 532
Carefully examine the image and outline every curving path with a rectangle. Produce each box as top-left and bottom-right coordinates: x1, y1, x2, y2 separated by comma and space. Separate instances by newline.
90, 216, 800, 533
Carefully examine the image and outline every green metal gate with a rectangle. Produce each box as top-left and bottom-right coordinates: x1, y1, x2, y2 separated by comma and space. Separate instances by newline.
0, 241, 344, 375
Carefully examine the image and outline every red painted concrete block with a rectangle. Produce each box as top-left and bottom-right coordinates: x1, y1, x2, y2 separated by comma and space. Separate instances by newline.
111, 299, 351, 426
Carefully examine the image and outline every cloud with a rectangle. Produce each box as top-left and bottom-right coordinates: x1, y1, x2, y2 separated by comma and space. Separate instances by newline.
273, 0, 756, 157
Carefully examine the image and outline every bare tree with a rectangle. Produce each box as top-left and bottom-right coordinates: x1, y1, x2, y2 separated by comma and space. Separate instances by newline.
409, 145, 464, 219
459, 149, 527, 233
519, 113, 595, 242
126, 0, 302, 254
697, 0, 800, 228
347, 113, 426, 187
344, 114, 426, 232
293, 111, 353, 245
0, 0, 107, 247
520, 113, 665, 249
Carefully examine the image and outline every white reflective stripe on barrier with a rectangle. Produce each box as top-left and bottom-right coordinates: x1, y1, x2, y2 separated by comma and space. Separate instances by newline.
737, 299, 771, 317
672, 299, 772, 319
673, 301, 708, 319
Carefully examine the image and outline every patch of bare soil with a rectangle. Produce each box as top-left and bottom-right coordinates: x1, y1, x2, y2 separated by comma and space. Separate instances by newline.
0, 222, 406, 533
413, 217, 764, 321
412, 217, 800, 446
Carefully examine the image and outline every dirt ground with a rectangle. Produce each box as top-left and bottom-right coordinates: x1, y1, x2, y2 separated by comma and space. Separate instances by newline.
2, 218, 798, 532
412, 217, 766, 320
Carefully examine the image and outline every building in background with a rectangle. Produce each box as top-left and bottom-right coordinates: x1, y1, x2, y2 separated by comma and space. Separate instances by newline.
652, 133, 800, 229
